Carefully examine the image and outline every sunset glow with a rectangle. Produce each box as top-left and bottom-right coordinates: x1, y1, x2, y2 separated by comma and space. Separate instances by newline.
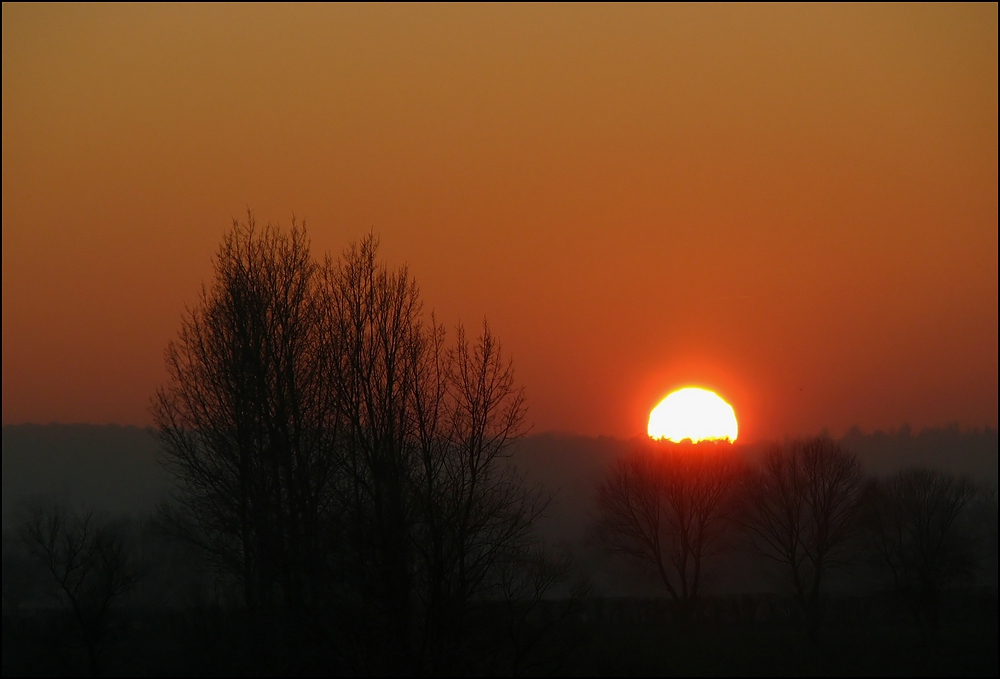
647, 388, 738, 443
2, 4, 996, 438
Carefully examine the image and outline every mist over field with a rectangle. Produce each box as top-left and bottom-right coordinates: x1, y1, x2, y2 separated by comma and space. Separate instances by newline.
5, 424, 996, 580
2, 425, 995, 604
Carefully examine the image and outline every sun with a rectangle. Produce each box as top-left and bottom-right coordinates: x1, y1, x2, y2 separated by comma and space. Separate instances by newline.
647, 387, 738, 443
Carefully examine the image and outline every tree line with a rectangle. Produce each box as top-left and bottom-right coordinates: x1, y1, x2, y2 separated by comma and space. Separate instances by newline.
598, 437, 996, 640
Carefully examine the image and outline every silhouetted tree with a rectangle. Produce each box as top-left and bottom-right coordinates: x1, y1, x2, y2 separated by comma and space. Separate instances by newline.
742, 436, 863, 637
495, 547, 579, 675
320, 237, 542, 672
863, 468, 980, 639
412, 323, 544, 670
597, 442, 744, 619
317, 235, 423, 670
154, 221, 545, 673
153, 215, 337, 629
19, 505, 139, 677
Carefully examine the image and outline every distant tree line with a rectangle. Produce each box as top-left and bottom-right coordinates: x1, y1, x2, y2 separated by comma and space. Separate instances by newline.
598, 436, 996, 641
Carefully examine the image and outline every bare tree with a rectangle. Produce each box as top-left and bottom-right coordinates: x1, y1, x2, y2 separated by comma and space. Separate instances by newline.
319, 237, 540, 671
863, 468, 980, 639
597, 442, 744, 619
19, 505, 139, 677
316, 234, 426, 670
495, 547, 578, 676
153, 215, 337, 621
412, 322, 541, 671
155, 223, 544, 672
742, 436, 863, 637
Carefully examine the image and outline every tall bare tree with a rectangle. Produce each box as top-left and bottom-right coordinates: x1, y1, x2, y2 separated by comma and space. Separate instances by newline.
153, 215, 337, 617
19, 505, 139, 677
155, 223, 545, 672
863, 468, 980, 638
317, 235, 425, 668
319, 237, 539, 671
598, 442, 744, 619
412, 322, 540, 670
742, 436, 863, 636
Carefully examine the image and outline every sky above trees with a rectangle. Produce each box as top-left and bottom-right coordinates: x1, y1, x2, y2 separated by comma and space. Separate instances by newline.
3, 4, 997, 440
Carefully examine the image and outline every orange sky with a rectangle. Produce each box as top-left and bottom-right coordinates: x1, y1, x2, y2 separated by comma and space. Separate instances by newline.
3, 4, 997, 441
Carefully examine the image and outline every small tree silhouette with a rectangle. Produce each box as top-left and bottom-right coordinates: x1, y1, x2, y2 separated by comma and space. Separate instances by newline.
863, 468, 980, 640
19, 505, 139, 677
597, 441, 744, 620
742, 436, 863, 638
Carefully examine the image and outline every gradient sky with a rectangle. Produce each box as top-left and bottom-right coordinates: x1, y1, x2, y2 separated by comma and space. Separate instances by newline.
3, 4, 997, 441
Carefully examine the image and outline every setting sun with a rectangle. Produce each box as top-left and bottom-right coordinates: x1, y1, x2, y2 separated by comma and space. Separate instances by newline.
647, 388, 738, 443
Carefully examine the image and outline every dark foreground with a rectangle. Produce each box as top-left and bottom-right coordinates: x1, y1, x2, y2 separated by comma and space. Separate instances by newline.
569, 619, 997, 676
3, 594, 997, 677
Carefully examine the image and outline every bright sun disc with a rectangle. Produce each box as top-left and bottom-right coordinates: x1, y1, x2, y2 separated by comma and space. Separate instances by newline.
647, 387, 738, 443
